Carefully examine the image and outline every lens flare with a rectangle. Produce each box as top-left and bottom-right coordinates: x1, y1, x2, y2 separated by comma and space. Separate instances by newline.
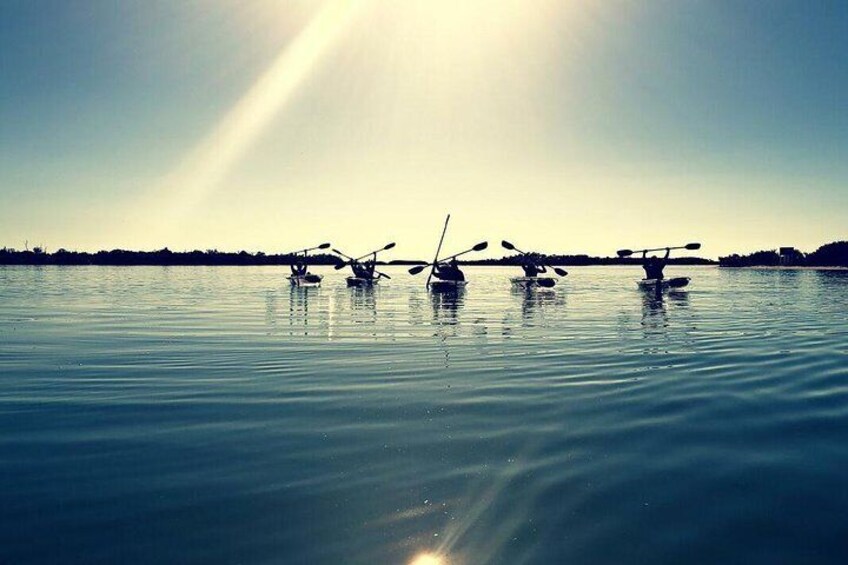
410, 554, 444, 565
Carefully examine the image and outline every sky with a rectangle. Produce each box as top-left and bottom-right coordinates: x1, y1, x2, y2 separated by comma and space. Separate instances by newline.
1, 0, 846, 259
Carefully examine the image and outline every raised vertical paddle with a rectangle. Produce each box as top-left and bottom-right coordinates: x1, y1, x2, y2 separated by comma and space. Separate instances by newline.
426, 214, 450, 288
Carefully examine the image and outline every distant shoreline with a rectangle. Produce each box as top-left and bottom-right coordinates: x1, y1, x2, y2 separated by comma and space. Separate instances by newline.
718, 241, 847, 269
720, 265, 848, 271
0, 263, 723, 268
0, 249, 716, 267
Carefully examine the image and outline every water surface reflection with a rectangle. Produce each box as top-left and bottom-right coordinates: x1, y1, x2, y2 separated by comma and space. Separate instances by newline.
2, 266, 847, 564
430, 287, 464, 326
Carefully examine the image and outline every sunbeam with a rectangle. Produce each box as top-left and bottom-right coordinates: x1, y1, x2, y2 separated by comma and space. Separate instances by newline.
148, 0, 362, 237
432, 440, 541, 563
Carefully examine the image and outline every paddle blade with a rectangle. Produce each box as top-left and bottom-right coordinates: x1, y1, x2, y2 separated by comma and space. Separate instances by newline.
554, 267, 568, 277
501, 240, 515, 250
537, 278, 556, 288
318, 243, 331, 249
383, 242, 396, 251
379, 272, 392, 280
408, 265, 427, 275
617, 249, 633, 258
685, 243, 701, 250
334, 261, 348, 270
473, 241, 488, 252
331, 248, 345, 256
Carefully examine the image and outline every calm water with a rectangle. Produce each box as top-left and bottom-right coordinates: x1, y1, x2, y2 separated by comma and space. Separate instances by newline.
2, 265, 847, 564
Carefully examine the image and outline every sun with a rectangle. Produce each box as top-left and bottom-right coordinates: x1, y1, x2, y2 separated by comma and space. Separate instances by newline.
410, 553, 445, 565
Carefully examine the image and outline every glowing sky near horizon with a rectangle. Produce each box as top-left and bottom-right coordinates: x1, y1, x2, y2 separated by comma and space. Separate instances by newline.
1, 0, 846, 258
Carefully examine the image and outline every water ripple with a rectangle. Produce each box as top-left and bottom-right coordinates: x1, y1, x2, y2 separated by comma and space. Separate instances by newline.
2, 265, 848, 564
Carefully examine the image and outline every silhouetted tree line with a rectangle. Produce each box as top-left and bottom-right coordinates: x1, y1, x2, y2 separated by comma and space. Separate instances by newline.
466, 254, 715, 266
0, 248, 341, 266
719, 250, 781, 267
0, 247, 718, 266
719, 241, 848, 267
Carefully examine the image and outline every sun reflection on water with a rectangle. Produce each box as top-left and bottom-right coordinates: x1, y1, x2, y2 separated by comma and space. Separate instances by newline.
410, 552, 446, 565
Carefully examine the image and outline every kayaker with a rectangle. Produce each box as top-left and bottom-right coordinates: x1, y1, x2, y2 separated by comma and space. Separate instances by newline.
642, 248, 670, 280
521, 255, 547, 278
351, 259, 376, 280
291, 259, 308, 277
350, 261, 366, 279
362, 259, 377, 280
434, 258, 465, 282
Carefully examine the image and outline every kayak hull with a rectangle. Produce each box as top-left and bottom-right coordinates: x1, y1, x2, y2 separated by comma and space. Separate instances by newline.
510, 276, 557, 289
288, 274, 323, 287
428, 280, 468, 292
347, 277, 379, 288
637, 277, 690, 290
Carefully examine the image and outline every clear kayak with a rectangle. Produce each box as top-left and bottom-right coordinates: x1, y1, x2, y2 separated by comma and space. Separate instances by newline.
637, 277, 690, 290
428, 280, 468, 292
346, 276, 379, 288
510, 276, 557, 289
288, 274, 323, 287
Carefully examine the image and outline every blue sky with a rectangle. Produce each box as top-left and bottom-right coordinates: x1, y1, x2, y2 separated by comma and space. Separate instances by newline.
1, 0, 846, 258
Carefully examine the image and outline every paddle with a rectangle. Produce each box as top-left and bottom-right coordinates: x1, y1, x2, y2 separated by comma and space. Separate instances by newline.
333, 259, 392, 279
440, 241, 488, 262
331, 248, 391, 279
501, 240, 568, 277
332, 248, 367, 270
617, 243, 701, 258
352, 242, 396, 263
287, 242, 331, 256
332, 248, 351, 270
408, 241, 489, 275
426, 215, 451, 288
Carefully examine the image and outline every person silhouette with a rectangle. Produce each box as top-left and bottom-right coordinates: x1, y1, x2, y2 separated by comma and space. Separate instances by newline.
351, 261, 367, 279
362, 258, 376, 279
351, 255, 377, 280
642, 248, 670, 280
291, 258, 308, 276
521, 255, 547, 278
434, 258, 465, 281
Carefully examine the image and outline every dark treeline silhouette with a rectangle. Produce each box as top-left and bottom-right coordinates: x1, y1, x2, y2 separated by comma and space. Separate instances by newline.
0, 247, 716, 267
719, 241, 848, 268
0, 248, 341, 266
466, 254, 714, 266
719, 250, 781, 267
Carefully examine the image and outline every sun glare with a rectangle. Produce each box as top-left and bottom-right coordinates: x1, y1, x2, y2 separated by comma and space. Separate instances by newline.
410, 553, 445, 565
157, 0, 559, 213
131, 0, 588, 250
152, 0, 361, 232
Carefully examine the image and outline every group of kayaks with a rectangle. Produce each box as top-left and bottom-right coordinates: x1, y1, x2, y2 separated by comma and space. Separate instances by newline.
286, 216, 700, 293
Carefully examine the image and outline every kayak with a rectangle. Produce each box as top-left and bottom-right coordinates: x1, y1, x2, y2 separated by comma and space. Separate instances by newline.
428, 280, 468, 292
288, 274, 323, 287
637, 277, 690, 290
510, 276, 556, 289
346, 276, 379, 288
